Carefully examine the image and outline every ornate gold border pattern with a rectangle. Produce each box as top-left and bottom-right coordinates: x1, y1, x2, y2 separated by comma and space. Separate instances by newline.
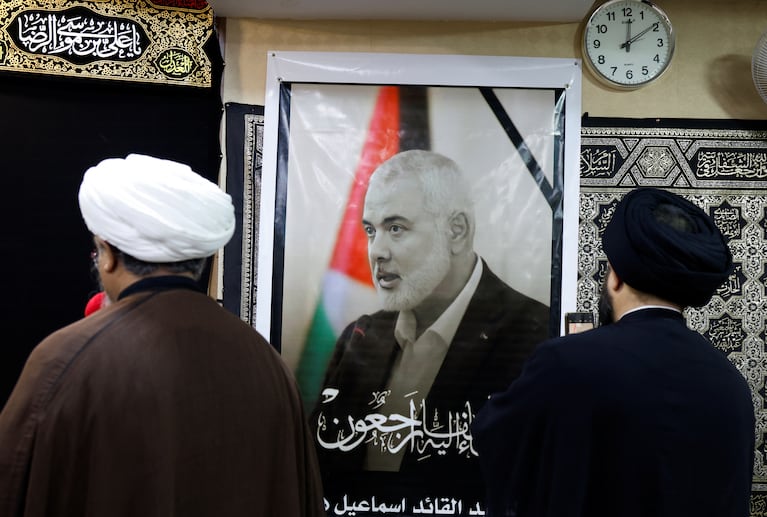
0, 0, 212, 87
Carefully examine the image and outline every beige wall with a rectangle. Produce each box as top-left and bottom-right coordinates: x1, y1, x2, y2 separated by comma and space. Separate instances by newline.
219, 0, 767, 120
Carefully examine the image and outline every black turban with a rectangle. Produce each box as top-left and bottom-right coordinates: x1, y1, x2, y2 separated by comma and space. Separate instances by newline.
602, 188, 733, 308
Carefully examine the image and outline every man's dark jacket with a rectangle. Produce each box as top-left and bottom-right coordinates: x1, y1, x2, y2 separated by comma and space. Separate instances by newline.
311, 262, 550, 500
473, 308, 755, 517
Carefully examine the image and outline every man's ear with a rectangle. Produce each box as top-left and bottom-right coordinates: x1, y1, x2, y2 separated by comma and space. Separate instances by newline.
447, 211, 471, 253
607, 266, 624, 293
95, 237, 119, 273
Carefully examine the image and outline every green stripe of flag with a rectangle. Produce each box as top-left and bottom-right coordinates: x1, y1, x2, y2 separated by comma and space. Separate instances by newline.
296, 301, 336, 408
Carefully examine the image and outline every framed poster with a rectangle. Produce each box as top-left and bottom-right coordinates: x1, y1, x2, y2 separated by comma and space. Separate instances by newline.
258, 51, 582, 515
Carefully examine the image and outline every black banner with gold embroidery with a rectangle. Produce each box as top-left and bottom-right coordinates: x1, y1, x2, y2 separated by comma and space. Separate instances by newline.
0, 0, 212, 87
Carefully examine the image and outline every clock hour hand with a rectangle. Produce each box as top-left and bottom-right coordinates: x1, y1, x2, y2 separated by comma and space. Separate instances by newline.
624, 19, 632, 52
620, 22, 656, 50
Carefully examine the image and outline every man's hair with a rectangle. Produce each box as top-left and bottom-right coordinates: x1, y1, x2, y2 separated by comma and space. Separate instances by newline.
110, 243, 207, 279
370, 150, 475, 224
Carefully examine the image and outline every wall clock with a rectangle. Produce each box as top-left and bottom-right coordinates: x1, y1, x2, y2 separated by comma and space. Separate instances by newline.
582, 0, 675, 89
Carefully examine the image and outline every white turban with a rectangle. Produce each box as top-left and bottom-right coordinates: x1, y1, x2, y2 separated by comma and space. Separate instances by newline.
78, 154, 235, 262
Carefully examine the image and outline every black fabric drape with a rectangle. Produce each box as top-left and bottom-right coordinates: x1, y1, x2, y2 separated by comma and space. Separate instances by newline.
0, 34, 224, 408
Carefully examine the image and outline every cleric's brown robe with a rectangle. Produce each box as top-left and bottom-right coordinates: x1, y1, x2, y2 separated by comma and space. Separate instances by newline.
0, 278, 325, 517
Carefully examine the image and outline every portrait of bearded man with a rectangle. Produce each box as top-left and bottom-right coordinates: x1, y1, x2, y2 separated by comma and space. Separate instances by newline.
309, 149, 551, 502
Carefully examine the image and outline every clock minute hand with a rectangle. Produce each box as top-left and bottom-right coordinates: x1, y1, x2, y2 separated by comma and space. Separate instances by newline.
620, 23, 655, 50
624, 19, 632, 52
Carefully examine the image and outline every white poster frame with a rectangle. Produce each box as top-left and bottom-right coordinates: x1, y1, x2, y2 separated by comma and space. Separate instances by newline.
257, 51, 582, 341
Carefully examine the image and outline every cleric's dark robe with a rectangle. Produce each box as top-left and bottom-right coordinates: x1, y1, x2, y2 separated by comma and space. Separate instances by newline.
0, 277, 324, 517
473, 308, 755, 517
311, 263, 550, 506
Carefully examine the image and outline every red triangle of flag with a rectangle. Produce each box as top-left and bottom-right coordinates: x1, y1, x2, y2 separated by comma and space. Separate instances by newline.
329, 86, 401, 286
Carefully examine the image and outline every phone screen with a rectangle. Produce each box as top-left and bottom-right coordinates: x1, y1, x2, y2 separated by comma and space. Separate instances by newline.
565, 312, 595, 335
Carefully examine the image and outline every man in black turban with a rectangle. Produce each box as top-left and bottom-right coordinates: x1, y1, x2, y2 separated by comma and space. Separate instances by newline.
472, 188, 755, 517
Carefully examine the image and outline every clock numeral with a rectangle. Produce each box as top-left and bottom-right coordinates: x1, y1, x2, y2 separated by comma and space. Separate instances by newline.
593, 39, 602, 49
657, 38, 664, 47
610, 66, 617, 76
598, 55, 606, 65
652, 22, 660, 32
639, 10, 645, 20
642, 66, 649, 76
622, 7, 633, 17
596, 24, 608, 34
626, 69, 634, 80
607, 12, 615, 21
653, 54, 660, 63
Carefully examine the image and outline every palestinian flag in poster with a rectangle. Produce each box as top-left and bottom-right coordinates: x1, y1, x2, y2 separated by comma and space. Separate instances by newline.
295, 86, 430, 408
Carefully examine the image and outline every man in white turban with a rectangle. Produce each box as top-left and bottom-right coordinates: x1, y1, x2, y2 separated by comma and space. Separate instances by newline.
0, 154, 324, 517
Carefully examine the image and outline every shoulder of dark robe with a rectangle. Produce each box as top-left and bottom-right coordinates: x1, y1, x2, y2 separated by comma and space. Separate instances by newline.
472, 308, 755, 517
0, 282, 325, 517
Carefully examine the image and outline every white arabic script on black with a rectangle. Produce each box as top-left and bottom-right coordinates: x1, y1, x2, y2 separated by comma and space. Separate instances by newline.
316, 392, 478, 460
17, 12, 143, 59
326, 495, 487, 516
697, 150, 767, 179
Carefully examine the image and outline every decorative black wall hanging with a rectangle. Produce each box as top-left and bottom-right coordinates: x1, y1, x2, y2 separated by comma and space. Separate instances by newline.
578, 116, 767, 511
0, 0, 213, 87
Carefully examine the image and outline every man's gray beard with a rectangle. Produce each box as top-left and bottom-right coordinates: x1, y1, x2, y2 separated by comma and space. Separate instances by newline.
91, 268, 113, 305
91, 263, 106, 296
376, 232, 452, 313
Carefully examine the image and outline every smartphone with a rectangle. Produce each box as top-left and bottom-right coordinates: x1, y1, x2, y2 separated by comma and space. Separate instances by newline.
565, 312, 595, 335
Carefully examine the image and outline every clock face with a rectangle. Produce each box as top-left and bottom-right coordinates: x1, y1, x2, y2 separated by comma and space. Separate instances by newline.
583, 0, 675, 88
